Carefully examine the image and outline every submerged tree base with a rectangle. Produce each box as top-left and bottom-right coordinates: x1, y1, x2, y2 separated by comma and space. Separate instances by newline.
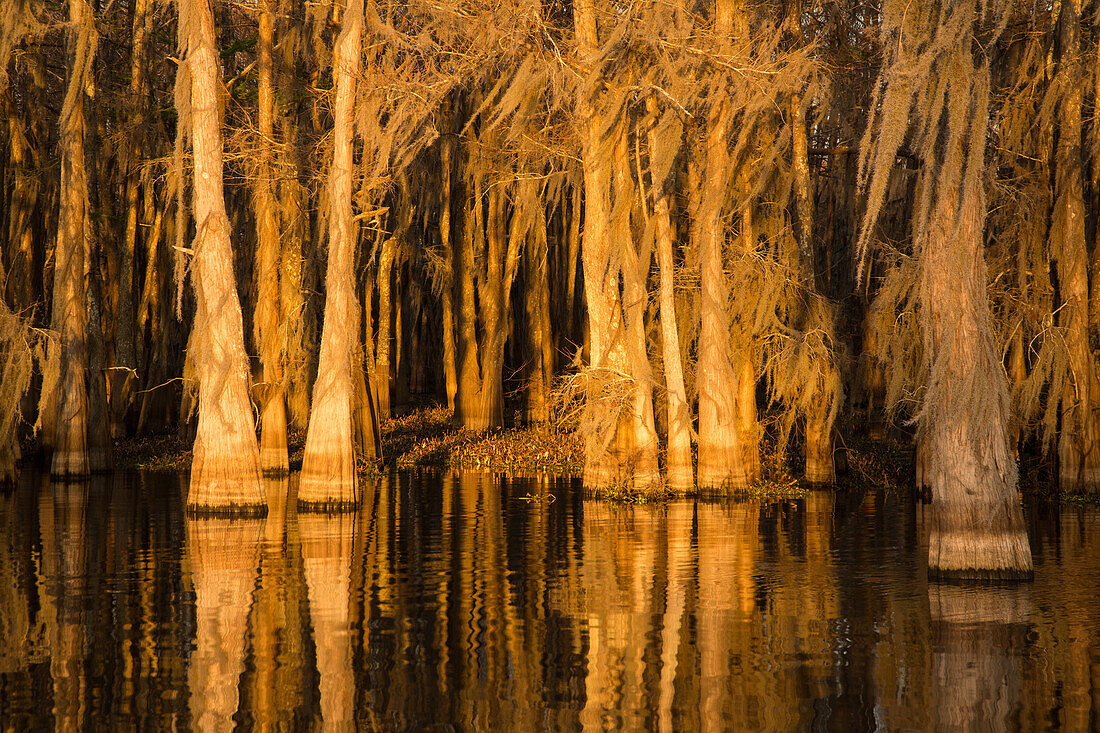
928, 529, 1034, 581
296, 498, 360, 513
927, 566, 1034, 582
185, 501, 269, 518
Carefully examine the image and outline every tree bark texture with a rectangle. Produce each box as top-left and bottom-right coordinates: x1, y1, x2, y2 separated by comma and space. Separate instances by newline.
253, 0, 289, 476
920, 58, 1031, 578
650, 132, 694, 492
179, 0, 265, 512
1053, 0, 1100, 491
573, 0, 636, 489
109, 0, 152, 440
298, 0, 366, 509
695, 102, 751, 490
613, 126, 660, 490
49, 0, 97, 479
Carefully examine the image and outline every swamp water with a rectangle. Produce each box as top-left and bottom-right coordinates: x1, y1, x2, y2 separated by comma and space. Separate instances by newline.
1, 469, 1099, 731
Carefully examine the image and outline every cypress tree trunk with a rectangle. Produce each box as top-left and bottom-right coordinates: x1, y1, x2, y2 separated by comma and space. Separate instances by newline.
298, 0, 365, 509
179, 0, 265, 512
733, 170, 761, 483
921, 60, 1031, 579
649, 133, 693, 491
454, 158, 482, 428
452, 158, 522, 432
83, 177, 112, 474
1053, 0, 1100, 492
524, 218, 552, 424
136, 185, 174, 435
573, 0, 633, 488
109, 0, 151, 440
276, 92, 310, 432
564, 182, 582, 348
439, 135, 459, 411
50, 0, 97, 479
375, 233, 395, 422
472, 183, 512, 430
695, 102, 749, 489
614, 126, 660, 490
4, 94, 40, 320
253, 0, 289, 475
792, 90, 836, 484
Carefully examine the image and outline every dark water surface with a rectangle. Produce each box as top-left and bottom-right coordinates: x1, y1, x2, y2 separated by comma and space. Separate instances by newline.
2, 470, 1099, 731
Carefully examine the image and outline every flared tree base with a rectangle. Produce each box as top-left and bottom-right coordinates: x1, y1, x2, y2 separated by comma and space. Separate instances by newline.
189, 452, 266, 515
186, 501, 269, 518
297, 498, 360, 513
804, 446, 835, 485
803, 413, 835, 484
298, 447, 358, 511
928, 528, 1033, 581
697, 443, 752, 491
1057, 459, 1100, 494
0, 444, 16, 487
50, 446, 89, 481
299, 370, 359, 509
260, 449, 290, 477
86, 446, 111, 475
454, 393, 503, 432
663, 461, 694, 495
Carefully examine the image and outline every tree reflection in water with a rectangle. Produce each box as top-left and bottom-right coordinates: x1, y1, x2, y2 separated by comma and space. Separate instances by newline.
930, 583, 1029, 729
1, 470, 1100, 729
238, 477, 320, 729
41, 478, 89, 733
184, 511, 262, 731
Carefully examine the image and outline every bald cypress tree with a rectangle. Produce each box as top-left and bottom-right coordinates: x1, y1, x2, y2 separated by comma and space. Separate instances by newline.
298, 0, 366, 509
252, 0, 289, 476
176, 0, 265, 513
858, 0, 1032, 578
49, 0, 98, 478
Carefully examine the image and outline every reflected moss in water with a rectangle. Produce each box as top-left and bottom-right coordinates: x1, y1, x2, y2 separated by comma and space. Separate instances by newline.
1, 469, 1100, 730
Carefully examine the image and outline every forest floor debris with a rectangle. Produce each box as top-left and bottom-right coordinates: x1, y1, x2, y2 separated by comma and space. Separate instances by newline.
115, 406, 585, 476
381, 406, 584, 475
108, 407, 1091, 504
115, 434, 192, 472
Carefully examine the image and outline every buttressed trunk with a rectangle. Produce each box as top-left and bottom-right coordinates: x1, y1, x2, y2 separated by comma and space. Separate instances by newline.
50, 0, 97, 479
452, 153, 522, 433
178, 0, 265, 513
695, 109, 749, 490
920, 59, 1031, 579
298, 0, 365, 510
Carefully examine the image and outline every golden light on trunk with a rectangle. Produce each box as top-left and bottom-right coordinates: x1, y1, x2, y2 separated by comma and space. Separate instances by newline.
49, 0, 98, 479
856, 2, 1032, 578
253, 0, 289, 476
177, 0, 265, 513
298, 0, 366, 509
